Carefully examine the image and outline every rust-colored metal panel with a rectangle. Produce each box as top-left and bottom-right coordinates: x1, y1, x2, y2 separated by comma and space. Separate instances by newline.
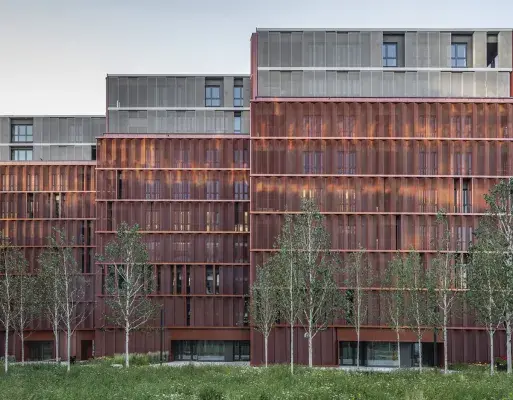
250, 100, 513, 366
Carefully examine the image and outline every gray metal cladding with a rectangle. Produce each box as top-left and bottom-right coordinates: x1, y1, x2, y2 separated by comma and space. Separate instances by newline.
256, 69, 511, 97
256, 29, 513, 98
0, 116, 104, 161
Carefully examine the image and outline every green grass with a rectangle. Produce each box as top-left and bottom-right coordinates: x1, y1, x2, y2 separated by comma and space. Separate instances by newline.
2, 364, 513, 399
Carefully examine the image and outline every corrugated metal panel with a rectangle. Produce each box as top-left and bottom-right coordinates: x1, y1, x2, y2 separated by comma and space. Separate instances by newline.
498, 31, 513, 68
405, 31, 418, 68
428, 31, 440, 67
472, 31, 487, 68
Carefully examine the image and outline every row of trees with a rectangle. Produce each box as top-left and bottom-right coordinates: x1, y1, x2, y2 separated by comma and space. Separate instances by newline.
0, 223, 157, 372
251, 180, 513, 375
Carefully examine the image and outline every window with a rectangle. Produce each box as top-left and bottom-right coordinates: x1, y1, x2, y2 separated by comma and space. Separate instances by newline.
172, 181, 191, 200
382, 43, 397, 67
234, 180, 249, 200
206, 237, 220, 262
451, 43, 467, 67
234, 85, 243, 107
206, 149, 220, 167
11, 124, 33, 142
487, 34, 498, 68
206, 210, 220, 231
145, 179, 161, 199
173, 210, 191, 231
339, 188, 356, 212
303, 115, 322, 137
11, 148, 33, 161
27, 194, 34, 218
206, 180, 220, 200
205, 86, 221, 107
234, 149, 248, 168
303, 151, 323, 174
234, 112, 242, 134
337, 150, 356, 174
91, 146, 96, 161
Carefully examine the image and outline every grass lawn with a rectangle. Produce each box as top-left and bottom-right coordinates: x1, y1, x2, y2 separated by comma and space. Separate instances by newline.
2, 364, 513, 400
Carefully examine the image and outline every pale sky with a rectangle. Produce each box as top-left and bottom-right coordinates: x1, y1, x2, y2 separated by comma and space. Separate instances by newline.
0, 0, 512, 115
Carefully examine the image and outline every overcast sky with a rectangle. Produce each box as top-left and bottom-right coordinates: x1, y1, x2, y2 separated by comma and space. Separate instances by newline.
0, 0, 512, 115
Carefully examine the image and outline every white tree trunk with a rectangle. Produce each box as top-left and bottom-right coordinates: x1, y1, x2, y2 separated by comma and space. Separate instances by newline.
443, 312, 448, 374
67, 329, 71, 372
125, 328, 130, 368
21, 332, 24, 365
356, 329, 360, 368
506, 320, 512, 374
489, 328, 494, 375
264, 335, 268, 368
290, 323, 293, 374
308, 333, 313, 367
4, 323, 9, 373
396, 330, 401, 368
418, 337, 423, 372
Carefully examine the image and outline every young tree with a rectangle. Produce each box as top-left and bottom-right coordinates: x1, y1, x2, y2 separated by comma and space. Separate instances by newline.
384, 255, 407, 368
294, 198, 343, 367
100, 223, 157, 368
38, 240, 63, 364
273, 213, 303, 374
250, 258, 280, 367
403, 249, 433, 372
344, 247, 370, 368
39, 228, 90, 372
428, 212, 460, 373
481, 178, 513, 374
0, 241, 27, 372
467, 217, 506, 375
12, 265, 39, 364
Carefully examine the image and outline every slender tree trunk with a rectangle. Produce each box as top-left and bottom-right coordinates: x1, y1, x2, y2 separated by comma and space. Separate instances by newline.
290, 322, 293, 374
396, 329, 401, 368
4, 323, 9, 373
21, 331, 24, 365
289, 257, 294, 375
356, 329, 360, 368
125, 328, 130, 368
308, 333, 313, 367
506, 319, 512, 374
489, 327, 494, 375
67, 328, 71, 372
53, 310, 60, 363
443, 311, 448, 374
418, 336, 423, 373
264, 335, 268, 367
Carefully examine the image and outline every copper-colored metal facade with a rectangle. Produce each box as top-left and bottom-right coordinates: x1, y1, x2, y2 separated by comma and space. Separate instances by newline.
249, 30, 513, 366
94, 134, 250, 355
2, 29, 513, 365
0, 162, 97, 359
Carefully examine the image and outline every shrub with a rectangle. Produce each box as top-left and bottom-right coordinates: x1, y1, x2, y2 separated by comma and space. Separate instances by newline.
0, 356, 15, 363
495, 357, 507, 371
147, 351, 169, 364
198, 386, 224, 400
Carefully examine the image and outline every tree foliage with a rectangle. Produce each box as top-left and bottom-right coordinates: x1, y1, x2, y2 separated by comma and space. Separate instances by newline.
99, 222, 157, 368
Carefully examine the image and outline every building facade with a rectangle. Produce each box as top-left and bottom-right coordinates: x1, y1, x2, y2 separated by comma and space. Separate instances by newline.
250, 28, 513, 367
1, 28, 513, 366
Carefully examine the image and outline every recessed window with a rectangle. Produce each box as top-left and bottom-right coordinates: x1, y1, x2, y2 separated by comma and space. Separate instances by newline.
382, 43, 397, 67
11, 124, 33, 142
91, 146, 96, 160
11, 148, 33, 161
451, 43, 467, 67
234, 112, 242, 134
234, 86, 243, 107
205, 86, 221, 107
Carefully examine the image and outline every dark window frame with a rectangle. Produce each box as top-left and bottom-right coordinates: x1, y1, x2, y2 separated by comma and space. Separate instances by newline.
451, 43, 467, 67
382, 42, 398, 67
234, 112, 242, 134
11, 124, 33, 143
205, 85, 221, 107
233, 86, 243, 107
11, 147, 33, 161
